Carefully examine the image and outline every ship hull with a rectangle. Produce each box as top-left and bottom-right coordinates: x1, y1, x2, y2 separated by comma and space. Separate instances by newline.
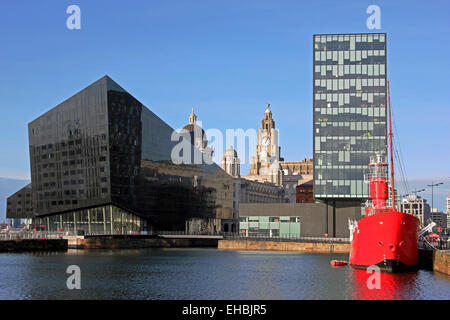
349, 211, 419, 273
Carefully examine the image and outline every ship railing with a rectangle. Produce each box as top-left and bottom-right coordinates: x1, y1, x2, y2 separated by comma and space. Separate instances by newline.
364, 200, 394, 217
365, 199, 392, 208
369, 153, 387, 165
364, 172, 388, 183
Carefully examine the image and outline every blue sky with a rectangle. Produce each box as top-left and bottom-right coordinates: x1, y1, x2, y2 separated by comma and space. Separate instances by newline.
0, 0, 449, 210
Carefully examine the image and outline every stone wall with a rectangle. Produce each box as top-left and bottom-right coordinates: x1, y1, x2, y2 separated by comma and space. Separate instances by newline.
419, 249, 450, 275
0, 239, 68, 252
218, 240, 350, 253
65, 236, 218, 249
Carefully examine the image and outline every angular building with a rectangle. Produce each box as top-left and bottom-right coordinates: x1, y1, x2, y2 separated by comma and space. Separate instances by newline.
313, 33, 387, 208
6, 184, 32, 219
7, 76, 234, 234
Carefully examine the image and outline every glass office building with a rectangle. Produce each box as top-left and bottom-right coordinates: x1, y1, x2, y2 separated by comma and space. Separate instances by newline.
313, 33, 387, 200
7, 76, 234, 234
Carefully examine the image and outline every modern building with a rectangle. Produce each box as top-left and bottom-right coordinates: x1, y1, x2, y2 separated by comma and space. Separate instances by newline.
400, 195, 431, 227
313, 33, 387, 212
430, 208, 447, 230
6, 76, 234, 235
6, 184, 32, 219
239, 215, 301, 237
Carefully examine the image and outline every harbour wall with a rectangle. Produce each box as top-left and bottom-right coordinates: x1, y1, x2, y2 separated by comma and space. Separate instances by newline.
65, 236, 218, 249
419, 249, 450, 276
218, 239, 350, 253
0, 239, 68, 252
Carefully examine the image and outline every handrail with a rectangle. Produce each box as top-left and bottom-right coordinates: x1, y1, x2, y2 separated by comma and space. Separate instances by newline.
0, 230, 350, 243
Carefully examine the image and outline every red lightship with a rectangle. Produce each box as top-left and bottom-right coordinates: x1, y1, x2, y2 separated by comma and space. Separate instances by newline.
349, 82, 419, 273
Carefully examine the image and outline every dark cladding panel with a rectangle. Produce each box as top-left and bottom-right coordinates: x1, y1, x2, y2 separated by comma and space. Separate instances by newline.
28, 77, 111, 216
106, 85, 234, 230
6, 184, 33, 219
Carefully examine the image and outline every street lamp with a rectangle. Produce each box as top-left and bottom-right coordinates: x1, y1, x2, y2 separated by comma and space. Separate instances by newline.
426, 182, 443, 211
412, 188, 426, 196
400, 188, 425, 199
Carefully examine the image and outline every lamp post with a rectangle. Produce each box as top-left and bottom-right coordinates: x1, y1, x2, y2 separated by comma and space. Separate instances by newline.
426, 182, 443, 212
412, 188, 426, 196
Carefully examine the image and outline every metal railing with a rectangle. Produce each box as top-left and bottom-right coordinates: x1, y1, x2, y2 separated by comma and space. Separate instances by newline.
1, 229, 350, 243
222, 233, 350, 243
0, 231, 66, 240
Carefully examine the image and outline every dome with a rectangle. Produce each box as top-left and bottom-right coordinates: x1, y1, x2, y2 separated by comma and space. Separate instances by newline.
224, 145, 238, 157
182, 123, 206, 136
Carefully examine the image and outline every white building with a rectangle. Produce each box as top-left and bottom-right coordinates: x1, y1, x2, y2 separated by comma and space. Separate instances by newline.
400, 195, 431, 227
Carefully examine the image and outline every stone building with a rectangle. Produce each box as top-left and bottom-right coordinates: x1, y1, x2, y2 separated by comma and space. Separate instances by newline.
221, 146, 287, 223
246, 104, 283, 185
221, 145, 240, 178
243, 105, 313, 202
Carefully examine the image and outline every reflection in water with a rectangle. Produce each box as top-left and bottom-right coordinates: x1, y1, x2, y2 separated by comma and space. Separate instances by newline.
0, 249, 448, 300
349, 269, 421, 300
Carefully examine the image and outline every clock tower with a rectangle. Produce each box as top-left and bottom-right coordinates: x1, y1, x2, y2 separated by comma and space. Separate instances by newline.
248, 104, 282, 185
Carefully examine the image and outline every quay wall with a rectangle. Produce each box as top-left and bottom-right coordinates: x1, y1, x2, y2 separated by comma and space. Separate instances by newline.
65, 236, 218, 249
0, 239, 68, 252
419, 249, 450, 276
218, 239, 350, 253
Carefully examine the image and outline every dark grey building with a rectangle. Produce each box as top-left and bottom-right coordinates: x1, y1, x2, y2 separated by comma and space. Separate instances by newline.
7, 76, 234, 234
6, 184, 32, 219
239, 203, 360, 238
313, 33, 387, 201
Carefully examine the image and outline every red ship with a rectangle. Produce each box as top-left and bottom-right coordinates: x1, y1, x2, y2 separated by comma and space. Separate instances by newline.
349, 82, 419, 273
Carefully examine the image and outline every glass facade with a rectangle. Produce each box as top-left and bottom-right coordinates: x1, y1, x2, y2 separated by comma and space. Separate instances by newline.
10, 76, 234, 233
239, 216, 301, 237
313, 33, 387, 199
32, 205, 147, 235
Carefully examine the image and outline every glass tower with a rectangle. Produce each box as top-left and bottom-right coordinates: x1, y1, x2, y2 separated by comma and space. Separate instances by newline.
313, 33, 387, 200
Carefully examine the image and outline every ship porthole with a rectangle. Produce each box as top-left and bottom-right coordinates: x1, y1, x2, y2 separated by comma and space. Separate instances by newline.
399, 241, 405, 247
401, 221, 405, 225
378, 241, 383, 246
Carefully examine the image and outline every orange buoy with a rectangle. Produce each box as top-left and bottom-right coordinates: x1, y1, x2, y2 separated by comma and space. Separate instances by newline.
330, 260, 348, 267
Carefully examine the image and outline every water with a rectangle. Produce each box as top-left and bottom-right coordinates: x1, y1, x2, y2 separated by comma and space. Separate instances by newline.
0, 248, 448, 300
